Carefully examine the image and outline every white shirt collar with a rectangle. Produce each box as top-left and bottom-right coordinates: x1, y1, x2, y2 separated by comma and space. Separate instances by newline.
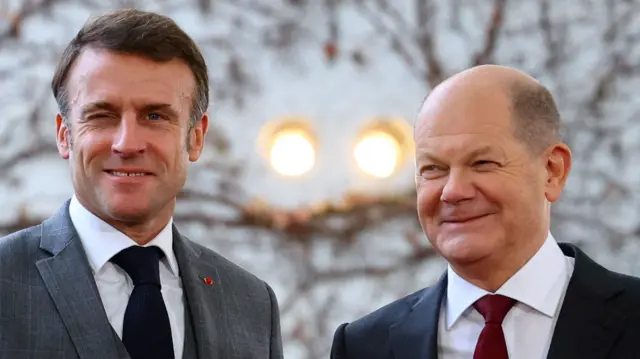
445, 233, 569, 329
69, 195, 179, 276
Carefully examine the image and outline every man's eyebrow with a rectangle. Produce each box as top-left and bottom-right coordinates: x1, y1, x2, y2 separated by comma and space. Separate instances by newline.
79, 102, 181, 118
467, 145, 496, 158
416, 151, 445, 164
80, 102, 119, 118
140, 103, 180, 118
415, 145, 498, 163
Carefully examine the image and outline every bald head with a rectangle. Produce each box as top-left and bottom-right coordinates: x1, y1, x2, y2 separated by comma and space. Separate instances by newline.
417, 65, 561, 154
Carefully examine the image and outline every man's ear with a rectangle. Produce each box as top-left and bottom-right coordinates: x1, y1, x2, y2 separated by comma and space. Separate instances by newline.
56, 114, 71, 159
544, 142, 572, 203
188, 113, 209, 162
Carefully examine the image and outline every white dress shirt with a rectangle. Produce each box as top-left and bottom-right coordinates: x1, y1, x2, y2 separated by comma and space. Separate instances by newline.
438, 233, 575, 359
69, 195, 185, 358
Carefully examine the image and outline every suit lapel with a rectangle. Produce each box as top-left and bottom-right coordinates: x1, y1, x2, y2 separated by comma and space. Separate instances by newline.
35, 202, 125, 359
389, 273, 447, 359
546, 243, 626, 359
173, 227, 229, 359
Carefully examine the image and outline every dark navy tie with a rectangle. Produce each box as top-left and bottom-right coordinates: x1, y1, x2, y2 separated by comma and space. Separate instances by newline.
111, 246, 174, 359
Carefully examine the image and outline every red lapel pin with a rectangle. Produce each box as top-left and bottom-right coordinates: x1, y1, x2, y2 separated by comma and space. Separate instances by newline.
202, 276, 213, 286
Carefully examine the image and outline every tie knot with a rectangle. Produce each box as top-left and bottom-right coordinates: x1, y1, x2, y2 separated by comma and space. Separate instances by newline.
111, 246, 163, 286
473, 294, 516, 324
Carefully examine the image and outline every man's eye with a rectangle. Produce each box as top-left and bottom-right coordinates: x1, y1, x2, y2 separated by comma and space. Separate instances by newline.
147, 113, 163, 121
422, 165, 442, 172
420, 165, 447, 177
473, 160, 499, 168
87, 113, 112, 120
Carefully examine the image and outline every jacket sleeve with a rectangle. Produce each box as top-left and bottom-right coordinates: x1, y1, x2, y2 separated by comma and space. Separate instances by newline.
267, 283, 284, 359
330, 323, 349, 359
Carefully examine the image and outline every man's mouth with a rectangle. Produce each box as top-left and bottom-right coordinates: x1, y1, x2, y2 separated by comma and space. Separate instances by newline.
105, 170, 153, 177
442, 213, 492, 224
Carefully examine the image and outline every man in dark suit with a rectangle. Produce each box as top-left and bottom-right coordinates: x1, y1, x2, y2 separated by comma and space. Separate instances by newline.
330, 65, 640, 359
0, 9, 283, 359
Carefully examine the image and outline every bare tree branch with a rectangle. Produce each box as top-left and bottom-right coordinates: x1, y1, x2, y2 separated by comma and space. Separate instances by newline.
353, 0, 422, 77
415, 0, 444, 87
472, 0, 508, 66
0, 0, 58, 43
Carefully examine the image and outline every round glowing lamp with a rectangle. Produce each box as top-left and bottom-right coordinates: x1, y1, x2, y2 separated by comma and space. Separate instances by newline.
353, 118, 413, 178
258, 118, 317, 177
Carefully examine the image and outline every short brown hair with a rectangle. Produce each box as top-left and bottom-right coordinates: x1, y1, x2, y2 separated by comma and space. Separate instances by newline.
51, 8, 209, 128
508, 81, 561, 153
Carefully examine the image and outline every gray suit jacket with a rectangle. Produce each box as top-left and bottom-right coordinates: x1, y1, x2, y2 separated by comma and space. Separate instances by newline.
0, 200, 284, 359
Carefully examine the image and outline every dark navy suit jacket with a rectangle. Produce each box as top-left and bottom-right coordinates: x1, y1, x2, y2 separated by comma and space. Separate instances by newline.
331, 243, 640, 359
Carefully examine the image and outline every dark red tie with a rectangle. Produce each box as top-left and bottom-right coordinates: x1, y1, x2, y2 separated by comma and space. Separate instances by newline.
473, 294, 516, 359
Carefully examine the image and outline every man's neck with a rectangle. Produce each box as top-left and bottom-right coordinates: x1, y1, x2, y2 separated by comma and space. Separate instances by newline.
450, 236, 547, 292
74, 196, 175, 246
107, 218, 170, 246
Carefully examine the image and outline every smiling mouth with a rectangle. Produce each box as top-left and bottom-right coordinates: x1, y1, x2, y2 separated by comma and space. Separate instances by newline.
105, 170, 153, 177
442, 213, 492, 224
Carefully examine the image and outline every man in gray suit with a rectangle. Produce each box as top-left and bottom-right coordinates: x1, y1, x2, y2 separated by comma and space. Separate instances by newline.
0, 9, 283, 359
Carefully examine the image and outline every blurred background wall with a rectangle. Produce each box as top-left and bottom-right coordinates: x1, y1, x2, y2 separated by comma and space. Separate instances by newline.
1, 0, 639, 358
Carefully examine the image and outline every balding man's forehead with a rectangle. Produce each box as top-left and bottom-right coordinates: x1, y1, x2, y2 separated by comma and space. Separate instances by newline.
414, 65, 541, 135
418, 82, 509, 118
424, 65, 540, 103
452, 64, 540, 84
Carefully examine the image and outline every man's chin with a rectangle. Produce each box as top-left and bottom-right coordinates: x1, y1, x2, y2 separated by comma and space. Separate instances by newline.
437, 234, 495, 265
101, 198, 153, 222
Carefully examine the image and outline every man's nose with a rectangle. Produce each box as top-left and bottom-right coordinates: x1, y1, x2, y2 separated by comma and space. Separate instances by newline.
440, 168, 476, 204
111, 115, 146, 157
